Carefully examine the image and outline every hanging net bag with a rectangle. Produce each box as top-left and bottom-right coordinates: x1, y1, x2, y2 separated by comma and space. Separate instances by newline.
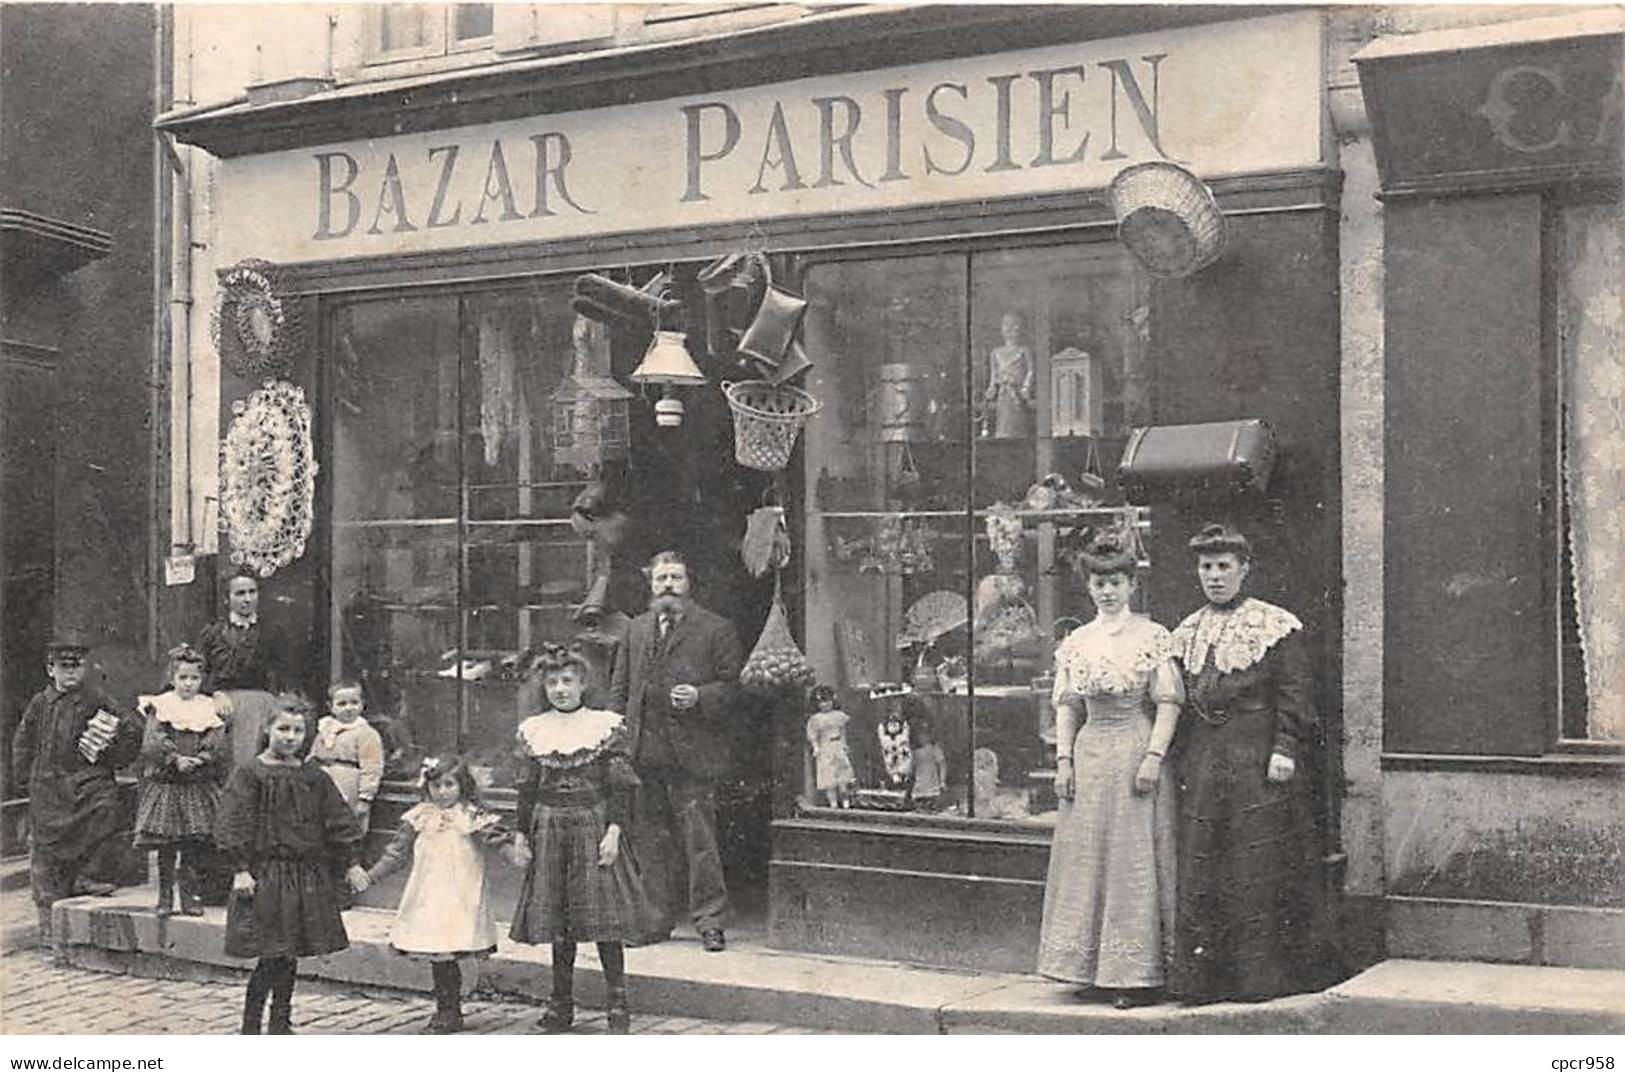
740, 578, 816, 694
722, 380, 821, 471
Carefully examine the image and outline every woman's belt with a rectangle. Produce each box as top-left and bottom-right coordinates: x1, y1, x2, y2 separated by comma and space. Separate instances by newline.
321, 758, 362, 768
533, 787, 606, 808
1191, 698, 1269, 727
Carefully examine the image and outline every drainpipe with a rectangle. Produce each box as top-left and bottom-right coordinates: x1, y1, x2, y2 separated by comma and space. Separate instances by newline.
149, 4, 175, 660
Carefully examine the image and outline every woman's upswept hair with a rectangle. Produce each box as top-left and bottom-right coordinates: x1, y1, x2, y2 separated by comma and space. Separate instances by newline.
1188, 522, 1252, 562
808, 684, 837, 711
528, 641, 593, 684
1075, 527, 1140, 578
418, 752, 482, 809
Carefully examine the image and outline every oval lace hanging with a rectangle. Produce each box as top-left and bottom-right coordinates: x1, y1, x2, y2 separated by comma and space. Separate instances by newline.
218, 380, 318, 577
210, 259, 303, 380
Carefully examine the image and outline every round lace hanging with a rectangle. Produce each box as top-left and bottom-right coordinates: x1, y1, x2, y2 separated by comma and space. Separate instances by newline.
219, 380, 318, 577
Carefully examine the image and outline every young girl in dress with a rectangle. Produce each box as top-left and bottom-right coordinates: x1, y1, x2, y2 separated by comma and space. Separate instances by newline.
214, 695, 368, 1034
355, 753, 523, 1033
805, 685, 853, 808
135, 645, 228, 917
508, 645, 654, 1035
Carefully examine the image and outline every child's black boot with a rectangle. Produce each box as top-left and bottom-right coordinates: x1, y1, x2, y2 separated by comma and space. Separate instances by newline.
267, 957, 297, 1034
428, 961, 464, 1033
155, 851, 177, 918
600, 941, 630, 1035
241, 961, 271, 1034
537, 940, 575, 1033
177, 850, 204, 917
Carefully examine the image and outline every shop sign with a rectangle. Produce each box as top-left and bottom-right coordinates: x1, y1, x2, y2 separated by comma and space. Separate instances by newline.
1356, 22, 1622, 194
217, 12, 1322, 264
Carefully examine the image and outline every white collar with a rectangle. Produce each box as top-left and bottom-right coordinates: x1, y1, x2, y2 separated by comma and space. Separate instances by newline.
140, 692, 225, 733
228, 613, 258, 629
517, 708, 622, 760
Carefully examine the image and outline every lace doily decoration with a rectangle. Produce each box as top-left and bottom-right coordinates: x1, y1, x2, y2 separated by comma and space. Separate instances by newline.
1171, 597, 1302, 675
210, 259, 303, 380
219, 380, 317, 578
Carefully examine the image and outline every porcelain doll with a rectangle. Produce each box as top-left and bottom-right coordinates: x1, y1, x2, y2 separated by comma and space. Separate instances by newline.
806, 685, 855, 808
983, 312, 1035, 439
877, 705, 914, 790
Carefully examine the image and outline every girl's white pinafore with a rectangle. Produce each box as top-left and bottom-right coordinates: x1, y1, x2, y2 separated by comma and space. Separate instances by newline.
389, 802, 499, 957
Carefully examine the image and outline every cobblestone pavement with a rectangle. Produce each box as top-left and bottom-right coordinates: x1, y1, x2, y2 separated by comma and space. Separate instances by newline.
0, 943, 836, 1035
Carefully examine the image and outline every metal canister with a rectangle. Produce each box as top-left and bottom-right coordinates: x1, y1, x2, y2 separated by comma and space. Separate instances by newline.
875, 363, 929, 443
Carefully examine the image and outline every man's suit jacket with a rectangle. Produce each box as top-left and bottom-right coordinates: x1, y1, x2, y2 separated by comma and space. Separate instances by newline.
609, 603, 743, 781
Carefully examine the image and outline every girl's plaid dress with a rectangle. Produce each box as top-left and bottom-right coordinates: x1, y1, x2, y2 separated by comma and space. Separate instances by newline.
507, 709, 659, 945
133, 693, 228, 846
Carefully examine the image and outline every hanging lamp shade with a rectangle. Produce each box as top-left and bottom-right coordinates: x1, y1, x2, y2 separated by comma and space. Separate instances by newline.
630, 330, 706, 387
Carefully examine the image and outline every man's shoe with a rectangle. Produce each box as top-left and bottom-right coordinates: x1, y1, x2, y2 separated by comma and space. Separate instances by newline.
701, 929, 726, 953
75, 879, 116, 897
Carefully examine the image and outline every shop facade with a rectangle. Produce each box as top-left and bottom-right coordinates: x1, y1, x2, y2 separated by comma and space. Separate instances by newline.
155, 3, 1621, 977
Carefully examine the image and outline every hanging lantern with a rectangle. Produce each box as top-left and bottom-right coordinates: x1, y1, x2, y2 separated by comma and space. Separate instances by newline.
551, 316, 633, 471
630, 329, 707, 427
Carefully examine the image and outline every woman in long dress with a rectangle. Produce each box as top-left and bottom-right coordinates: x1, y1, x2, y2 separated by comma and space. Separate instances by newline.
1168, 523, 1328, 1004
1037, 529, 1182, 1007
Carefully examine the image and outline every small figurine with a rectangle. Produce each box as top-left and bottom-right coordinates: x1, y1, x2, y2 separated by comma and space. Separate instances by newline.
982, 312, 1035, 439
805, 685, 854, 809
912, 721, 947, 812
877, 702, 914, 790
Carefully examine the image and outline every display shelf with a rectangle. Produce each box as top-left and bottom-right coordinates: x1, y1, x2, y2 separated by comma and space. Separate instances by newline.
815, 507, 1148, 521
336, 517, 457, 529
374, 602, 577, 613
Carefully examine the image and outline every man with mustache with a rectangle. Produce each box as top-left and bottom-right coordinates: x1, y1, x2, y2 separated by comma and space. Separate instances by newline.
609, 551, 742, 951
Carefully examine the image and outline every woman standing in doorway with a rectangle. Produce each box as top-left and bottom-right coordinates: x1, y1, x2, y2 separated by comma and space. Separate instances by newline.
199, 569, 286, 772
1168, 523, 1327, 1004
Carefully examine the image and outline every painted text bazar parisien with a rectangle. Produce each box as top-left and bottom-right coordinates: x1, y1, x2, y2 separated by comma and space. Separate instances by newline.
217, 13, 1321, 264
313, 56, 1170, 240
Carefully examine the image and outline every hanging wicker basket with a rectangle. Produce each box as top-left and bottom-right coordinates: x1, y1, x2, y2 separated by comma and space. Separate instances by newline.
1109, 161, 1227, 278
722, 380, 821, 471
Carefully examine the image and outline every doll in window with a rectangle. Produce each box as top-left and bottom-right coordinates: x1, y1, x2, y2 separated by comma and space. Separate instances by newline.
805, 685, 854, 809
982, 311, 1035, 439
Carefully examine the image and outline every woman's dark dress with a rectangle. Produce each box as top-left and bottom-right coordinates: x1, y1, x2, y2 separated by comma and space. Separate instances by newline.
1169, 597, 1326, 1004
215, 759, 361, 959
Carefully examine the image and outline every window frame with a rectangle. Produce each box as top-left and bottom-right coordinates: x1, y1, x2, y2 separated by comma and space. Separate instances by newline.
795, 229, 1157, 825
362, 3, 494, 69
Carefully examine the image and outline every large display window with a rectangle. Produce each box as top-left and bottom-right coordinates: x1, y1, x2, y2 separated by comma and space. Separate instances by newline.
327, 284, 607, 783
800, 239, 1153, 824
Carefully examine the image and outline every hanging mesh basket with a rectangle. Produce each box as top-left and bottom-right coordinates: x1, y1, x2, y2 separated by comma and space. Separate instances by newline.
1109, 161, 1227, 278
722, 380, 822, 471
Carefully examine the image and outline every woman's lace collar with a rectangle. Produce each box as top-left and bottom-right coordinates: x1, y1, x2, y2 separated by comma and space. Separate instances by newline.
517, 708, 622, 766
140, 692, 224, 733
1171, 597, 1302, 675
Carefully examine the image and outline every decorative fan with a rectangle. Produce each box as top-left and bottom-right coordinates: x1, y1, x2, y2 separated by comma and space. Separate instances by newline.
210, 259, 303, 380
896, 590, 969, 650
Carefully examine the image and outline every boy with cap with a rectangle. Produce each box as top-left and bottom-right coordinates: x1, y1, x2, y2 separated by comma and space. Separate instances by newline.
11, 632, 143, 956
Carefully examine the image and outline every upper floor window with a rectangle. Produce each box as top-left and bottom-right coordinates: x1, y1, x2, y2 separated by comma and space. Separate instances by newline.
368, 3, 493, 64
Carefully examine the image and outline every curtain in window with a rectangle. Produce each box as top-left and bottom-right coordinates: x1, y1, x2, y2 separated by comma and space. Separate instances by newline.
1560, 202, 1624, 740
